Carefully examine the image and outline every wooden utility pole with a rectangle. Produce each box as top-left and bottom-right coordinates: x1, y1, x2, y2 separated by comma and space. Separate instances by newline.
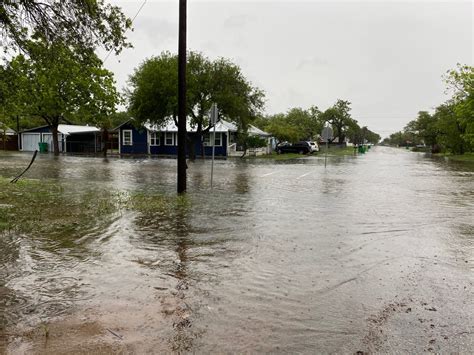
177, 0, 187, 193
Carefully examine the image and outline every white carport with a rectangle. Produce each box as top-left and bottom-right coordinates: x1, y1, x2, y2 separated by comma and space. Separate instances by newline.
20, 124, 100, 152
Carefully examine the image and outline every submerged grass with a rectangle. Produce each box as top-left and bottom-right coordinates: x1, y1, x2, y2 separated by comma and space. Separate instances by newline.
318, 146, 359, 156
244, 146, 360, 160
0, 177, 188, 237
248, 152, 306, 161
0, 177, 118, 237
435, 152, 474, 163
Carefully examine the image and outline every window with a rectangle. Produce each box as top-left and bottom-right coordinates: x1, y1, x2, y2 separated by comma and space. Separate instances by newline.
203, 132, 222, 146
165, 132, 174, 146
150, 132, 160, 146
122, 130, 132, 146
214, 132, 222, 146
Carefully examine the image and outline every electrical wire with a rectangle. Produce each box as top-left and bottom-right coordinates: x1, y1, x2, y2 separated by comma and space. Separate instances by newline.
103, 0, 148, 63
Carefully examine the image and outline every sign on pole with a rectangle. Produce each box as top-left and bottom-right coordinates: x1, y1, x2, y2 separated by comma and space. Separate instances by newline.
321, 126, 333, 141
321, 125, 333, 168
210, 103, 218, 125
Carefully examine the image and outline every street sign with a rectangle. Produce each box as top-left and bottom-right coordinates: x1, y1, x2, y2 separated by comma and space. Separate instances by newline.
321, 126, 333, 141
210, 103, 218, 125
321, 125, 333, 168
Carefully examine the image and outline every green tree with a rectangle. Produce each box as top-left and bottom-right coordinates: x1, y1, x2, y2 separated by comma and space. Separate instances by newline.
0, 0, 131, 54
285, 106, 322, 140
434, 103, 470, 154
443, 64, 473, 152
5, 38, 120, 155
320, 99, 356, 144
263, 113, 302, 142
404, 111, 439, 150
255, 106, 322, 143
127, 51, 265, 159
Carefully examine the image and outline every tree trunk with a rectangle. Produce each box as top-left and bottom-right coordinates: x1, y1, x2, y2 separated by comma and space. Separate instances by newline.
102, 128, 109, 157
196, 124, 205, 159
200, 134, 205, 159
51, 123, 60, 156
240, 140, 248, 158
187, 135, 195, 161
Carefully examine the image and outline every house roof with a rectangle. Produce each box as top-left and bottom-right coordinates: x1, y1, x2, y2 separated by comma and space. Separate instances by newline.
248, 124, 271, 137
0, 123, 16, 135
144, 119, 271, 137
58, 124, 100, 135
145, 119, 237, 133
21, 124, 100, 135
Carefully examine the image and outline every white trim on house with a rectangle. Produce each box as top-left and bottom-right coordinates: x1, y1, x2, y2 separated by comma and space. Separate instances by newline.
122, 129, 133, 146
147, 130, 150, 154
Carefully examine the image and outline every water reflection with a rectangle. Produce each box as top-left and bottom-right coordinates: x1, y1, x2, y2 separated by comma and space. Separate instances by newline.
0, 147, 473, 353
233, 171, 250, 194
168, 204, 194, 351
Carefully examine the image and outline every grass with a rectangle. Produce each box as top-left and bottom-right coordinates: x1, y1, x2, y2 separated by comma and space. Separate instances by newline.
246, 152, 306, 160
318, 146, 360, 156
243, 146, 364, 160
434, 152, 474, 162
0, 177, 118, 237
0, 177, 188, 236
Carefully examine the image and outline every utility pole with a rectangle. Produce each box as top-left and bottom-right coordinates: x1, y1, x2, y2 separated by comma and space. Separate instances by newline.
210, 103, 218, 188
177, 0, 187, 193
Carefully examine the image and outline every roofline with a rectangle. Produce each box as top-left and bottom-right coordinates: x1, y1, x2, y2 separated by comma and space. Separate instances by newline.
112, 118, 135, 131
20, 124, 100, 134
19, 124, 50, 133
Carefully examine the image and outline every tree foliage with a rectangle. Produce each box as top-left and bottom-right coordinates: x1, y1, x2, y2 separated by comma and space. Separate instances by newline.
0, 0, 131, 54
320, 99, 358, 144
384, 64, 473, 154
127, 51, 265, 157
255, 101, 380, 145
2, 37, 120, 154
255, 106, 322, 142
128, 52, 264, 129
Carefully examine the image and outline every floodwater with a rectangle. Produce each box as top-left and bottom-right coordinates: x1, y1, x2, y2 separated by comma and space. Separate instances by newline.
0, 147, 472, 354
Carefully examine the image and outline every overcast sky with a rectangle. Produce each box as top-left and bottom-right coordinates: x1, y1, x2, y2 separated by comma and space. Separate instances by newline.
105, 1, 473, 137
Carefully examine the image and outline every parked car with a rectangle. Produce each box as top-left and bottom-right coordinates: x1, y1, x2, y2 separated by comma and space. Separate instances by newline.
276, 141, 312, 154
307, 141, 319, 152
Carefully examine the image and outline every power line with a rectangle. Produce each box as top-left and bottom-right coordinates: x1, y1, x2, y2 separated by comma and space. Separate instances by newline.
102, 0, 148, 64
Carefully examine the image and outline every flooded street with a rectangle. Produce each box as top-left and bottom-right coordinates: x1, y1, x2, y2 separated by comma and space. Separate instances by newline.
0, 147, 473, 353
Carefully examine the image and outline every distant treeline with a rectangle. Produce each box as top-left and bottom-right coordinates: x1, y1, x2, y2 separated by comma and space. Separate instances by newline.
382, 64, 473, 155
254, 99, 381, 145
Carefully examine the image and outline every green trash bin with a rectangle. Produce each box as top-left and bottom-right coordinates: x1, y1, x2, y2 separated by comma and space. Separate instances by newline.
38, 142, 48, 153
358, 145, 365, 154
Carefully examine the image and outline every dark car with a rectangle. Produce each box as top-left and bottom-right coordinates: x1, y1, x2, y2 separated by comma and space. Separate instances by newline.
276, 141, 312, 154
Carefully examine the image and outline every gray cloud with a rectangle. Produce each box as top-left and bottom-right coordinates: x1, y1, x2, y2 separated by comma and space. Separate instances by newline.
107, 0, 472, 136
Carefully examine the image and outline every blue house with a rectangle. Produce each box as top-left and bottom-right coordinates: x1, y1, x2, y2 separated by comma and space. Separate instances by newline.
117, 119, 273, 157
117, 119, 242, 157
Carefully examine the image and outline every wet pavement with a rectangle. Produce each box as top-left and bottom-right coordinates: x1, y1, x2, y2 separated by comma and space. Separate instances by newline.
0, 147, 473, 353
